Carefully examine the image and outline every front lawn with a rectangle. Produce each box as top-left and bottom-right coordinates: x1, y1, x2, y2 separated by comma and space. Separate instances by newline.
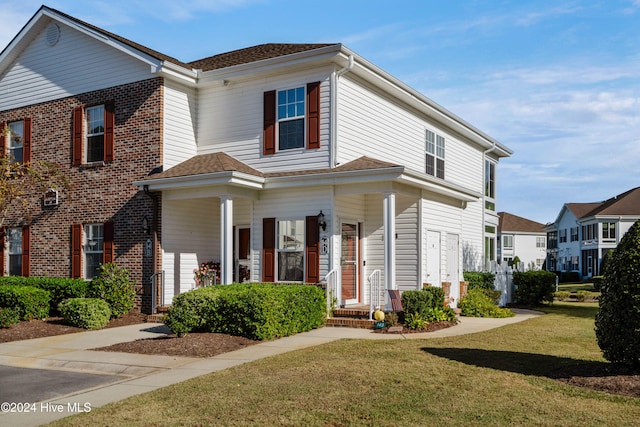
50, 302, 639, 427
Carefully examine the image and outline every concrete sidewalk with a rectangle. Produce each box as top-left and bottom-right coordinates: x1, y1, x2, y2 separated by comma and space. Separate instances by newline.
0, 309, 541, 427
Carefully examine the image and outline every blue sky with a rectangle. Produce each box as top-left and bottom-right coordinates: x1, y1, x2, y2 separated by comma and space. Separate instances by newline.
1, 1, 638, 224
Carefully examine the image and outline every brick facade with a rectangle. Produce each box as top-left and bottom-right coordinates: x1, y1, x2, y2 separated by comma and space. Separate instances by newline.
0, 78, 164, 312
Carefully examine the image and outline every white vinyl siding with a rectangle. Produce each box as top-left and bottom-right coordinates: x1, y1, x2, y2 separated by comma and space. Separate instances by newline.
0, 21, 152, 111
163, 81, 197, 170
337, 75, 483, 192
196, 69, 331, 172
395, 194, 419, 292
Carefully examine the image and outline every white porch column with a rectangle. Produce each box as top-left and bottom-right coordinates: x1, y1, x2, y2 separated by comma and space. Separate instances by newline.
383, 192, 396, 296
220, 195, 233, 285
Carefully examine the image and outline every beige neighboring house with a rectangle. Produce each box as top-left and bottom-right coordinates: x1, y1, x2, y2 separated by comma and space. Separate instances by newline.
497, 212, 546, 270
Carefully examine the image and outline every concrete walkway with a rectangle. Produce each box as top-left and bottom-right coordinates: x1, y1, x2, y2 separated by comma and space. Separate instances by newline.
0, 309, 541, 427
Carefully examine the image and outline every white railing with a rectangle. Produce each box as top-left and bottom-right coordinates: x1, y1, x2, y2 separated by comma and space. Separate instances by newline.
325, 268, 340, 318
368, 269, 382, 320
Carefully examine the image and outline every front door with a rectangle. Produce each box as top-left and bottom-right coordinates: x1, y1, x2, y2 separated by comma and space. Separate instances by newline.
235, 227, 250, 282
341, 222, 359, 305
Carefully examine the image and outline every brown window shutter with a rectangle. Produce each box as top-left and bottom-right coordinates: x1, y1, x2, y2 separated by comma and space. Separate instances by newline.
21, 225, 30, 277
0, 227, 6, 276
263, 91, 276, 155
306, 82, 320, 149
0, 121, 6, 155
72, 107, 83, 165
305, 216, 320, 283
103, 220, 114, 264
23, 118, 32, 164
262, 217, 275, 282
104, 102, 115, 162
71, 224, 82, 278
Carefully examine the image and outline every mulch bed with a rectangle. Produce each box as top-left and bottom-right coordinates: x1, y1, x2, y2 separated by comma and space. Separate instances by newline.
1, 314, 638, 399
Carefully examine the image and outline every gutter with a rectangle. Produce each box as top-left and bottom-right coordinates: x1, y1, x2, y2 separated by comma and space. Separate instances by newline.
330, 54, 354, 167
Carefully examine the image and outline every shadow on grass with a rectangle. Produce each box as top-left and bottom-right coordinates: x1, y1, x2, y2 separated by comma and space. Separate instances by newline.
536, 303, 599, 320
421, 347, 615, 379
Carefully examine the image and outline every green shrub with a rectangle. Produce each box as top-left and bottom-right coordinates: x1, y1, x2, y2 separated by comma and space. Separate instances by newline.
459, 288, 515, 318
402, 287, 445, 319
0, 277, 89, 315
423, 306, 458, 322
463, 272, 496, 291
405, 313, 428, 330
59, 298, 111, 330
384, 311, 399, 327
575, 290, 597, 302
165, 283, 326, 340
513, 270, 556, 306
0, 286, 50, 320
592, 276, 604, 292
554, 291, 571, 301
89, 263, 136, 318
595, 220, 640, 367
0, 307, 20, 328
558, 271, 580, 283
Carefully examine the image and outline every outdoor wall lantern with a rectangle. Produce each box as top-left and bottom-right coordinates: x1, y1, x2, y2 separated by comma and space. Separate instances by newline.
142, 216, 150, 235
317, 211, 327, 231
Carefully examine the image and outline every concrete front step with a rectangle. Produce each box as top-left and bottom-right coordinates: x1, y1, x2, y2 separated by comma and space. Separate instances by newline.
146, 313, 166, 323
326, 317, 376, 328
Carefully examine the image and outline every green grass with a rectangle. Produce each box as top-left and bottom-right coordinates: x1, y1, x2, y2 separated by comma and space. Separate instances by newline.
49, 302, 639, 427
557, 282, 595, 293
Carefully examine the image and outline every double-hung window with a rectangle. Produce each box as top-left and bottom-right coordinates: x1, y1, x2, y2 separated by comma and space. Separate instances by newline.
277, 219, 304, 281
426, 129, 445, 179
277, 87, 305, 150
602, 222, 616, 241
7, 227, 22, 276
85, 106, 105, 163
72, 103, 114, 165
536, 237, 546, 248
7, 121, 24, 163
84, 224, 103, 279
484, 160, 496, 210
503, 235, 513, 250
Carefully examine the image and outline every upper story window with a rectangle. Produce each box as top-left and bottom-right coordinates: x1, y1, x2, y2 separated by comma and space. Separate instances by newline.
426, 129, 445, 179
559, 228, 567, 243
581, 223, 598, 241
547, 231, 558, 249
7, 121, 24, 163
277, 219, 304, 281
602, 222, 616, 241
86, 105, 105, 163
570, 227, 579, 242
263, 82, 320, 155
277, 87, 305, 150
536, 236, 546, 248
484, 160, 496, 211
72, 102, 114, 165
503, 235, 513, 250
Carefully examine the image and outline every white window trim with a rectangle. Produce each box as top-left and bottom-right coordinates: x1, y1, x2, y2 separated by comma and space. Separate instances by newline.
276, 218, 305, 282
276, 86, 306, 152
85, 105, 105, 164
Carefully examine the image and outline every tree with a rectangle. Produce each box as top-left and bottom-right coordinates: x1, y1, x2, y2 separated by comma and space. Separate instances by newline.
0, 154, 70, 228
595, 220, 640, 368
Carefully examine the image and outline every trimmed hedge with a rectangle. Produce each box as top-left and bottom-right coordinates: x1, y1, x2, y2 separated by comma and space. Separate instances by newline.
459, 288, 515, 318
0, 277, 89, 315
59, 298, 111, 330
165, 283, 326, 340
0, 307, 20, 328
513, 270, 556, 306
0, 286, 50, 320
463, 272, 496, 291
401, 287, 445, 318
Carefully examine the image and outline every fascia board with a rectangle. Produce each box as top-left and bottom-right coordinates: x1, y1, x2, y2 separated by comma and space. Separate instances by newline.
0, 9, 49, 73
401, 169, 480, 202
134, 171, 265, 191
262, 167, 405, 189
197, 44, 344, 85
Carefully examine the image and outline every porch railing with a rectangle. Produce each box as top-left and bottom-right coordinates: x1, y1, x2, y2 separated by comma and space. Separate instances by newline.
368, 269, 382, 320
325, 267, 339, 318
150, 270, 165, 314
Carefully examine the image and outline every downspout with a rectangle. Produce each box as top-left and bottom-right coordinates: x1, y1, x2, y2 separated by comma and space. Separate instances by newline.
330, 54, 354, 168
482, 141, 497, 270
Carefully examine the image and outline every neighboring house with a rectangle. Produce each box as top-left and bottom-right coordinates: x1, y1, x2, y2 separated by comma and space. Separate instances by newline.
0, 6, 512, 311
545, 187, 640, 278
497, 212, 546, 270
